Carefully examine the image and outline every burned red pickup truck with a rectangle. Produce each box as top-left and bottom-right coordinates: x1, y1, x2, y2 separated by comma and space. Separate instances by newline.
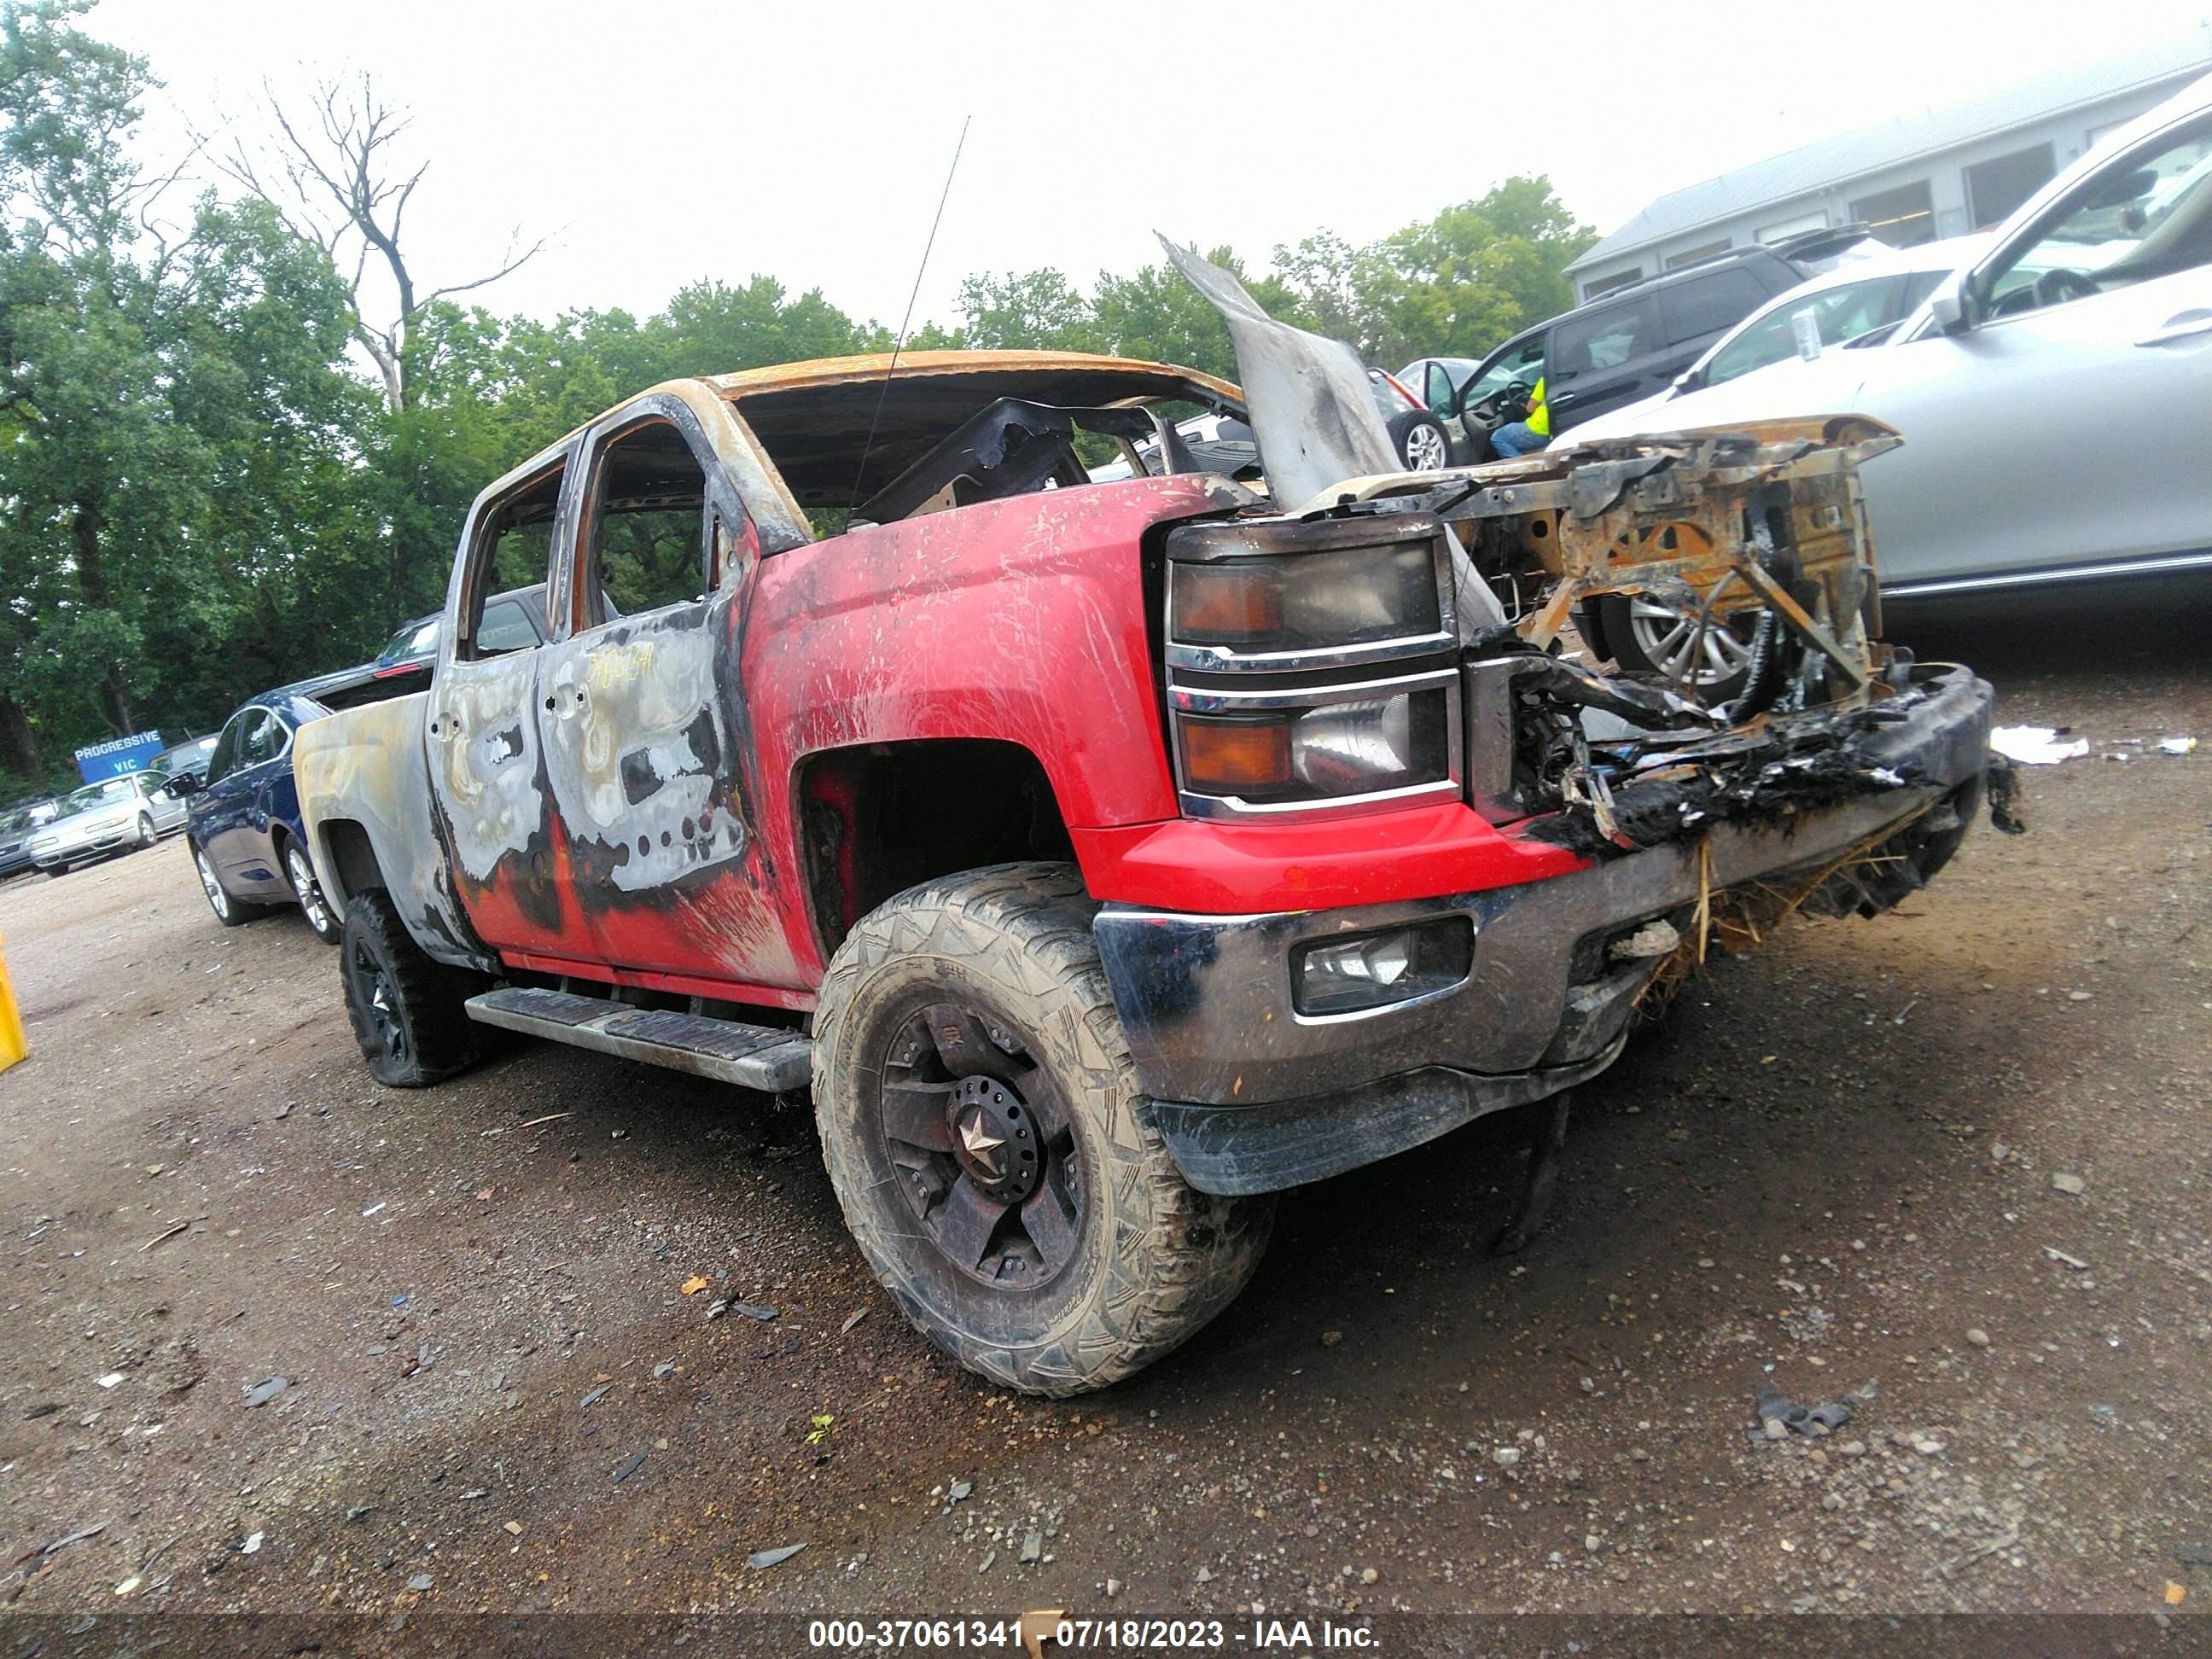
296, 249, 2002, 1395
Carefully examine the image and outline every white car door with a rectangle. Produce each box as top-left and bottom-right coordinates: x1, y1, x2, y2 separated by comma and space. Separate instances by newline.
1854, 104, 2212, 591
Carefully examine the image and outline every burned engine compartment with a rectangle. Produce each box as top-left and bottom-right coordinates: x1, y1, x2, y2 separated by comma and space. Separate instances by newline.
1362, 418, 2018, 876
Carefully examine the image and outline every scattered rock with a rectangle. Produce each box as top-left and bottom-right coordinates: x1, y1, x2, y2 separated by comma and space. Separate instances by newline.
406, 1573, 432, 1592
2051, 1173, 2086, 1195
1195, 1566, 1214, 1584
948, 1480, 974, 1503
705, 1299, 730, 1320
1020, 1531, 1043, 1564
733, 1302, 778, 1322
1319, 1330, 1342, 1348
1359, 1567, 1378, 1586
748, 1544, 806, 1569
1492, 1447, 1521, 1468
613, 1452, 647, 1483
579, 1384, 612, 1408
1105, 1578, 1121, 1598
841, 1309, 868, 1334
240, 1532, 262, 1555
242, 1376, 288, 1408
503, 1520, 523, 1536
1966, 1328, 1991, 1348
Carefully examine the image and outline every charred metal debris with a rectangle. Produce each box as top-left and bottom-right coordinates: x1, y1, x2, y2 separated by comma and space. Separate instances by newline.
1263, 419, 2020, 877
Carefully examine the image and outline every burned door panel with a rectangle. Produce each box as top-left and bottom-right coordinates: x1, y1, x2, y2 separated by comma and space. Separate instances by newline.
426, 452, 573, 949
535, 396, 801, 990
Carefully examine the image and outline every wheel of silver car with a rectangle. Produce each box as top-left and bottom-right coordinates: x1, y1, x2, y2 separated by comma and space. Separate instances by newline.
284, 841, 342, 946
193, 843, 253, 928
1598, 592, 1756, 700
1400, 417, 1450, 472
812, 862, 1274, 1396
134, 813, 155, 849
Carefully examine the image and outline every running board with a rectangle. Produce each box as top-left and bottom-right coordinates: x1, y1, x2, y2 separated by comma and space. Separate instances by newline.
464, 987, 812, 1093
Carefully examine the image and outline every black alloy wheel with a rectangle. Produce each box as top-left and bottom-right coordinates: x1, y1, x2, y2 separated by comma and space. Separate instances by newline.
875, 1000, 1082, 1289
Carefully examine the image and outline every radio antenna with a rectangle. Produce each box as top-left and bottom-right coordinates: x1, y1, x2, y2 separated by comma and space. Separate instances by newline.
849, 114, 970, 511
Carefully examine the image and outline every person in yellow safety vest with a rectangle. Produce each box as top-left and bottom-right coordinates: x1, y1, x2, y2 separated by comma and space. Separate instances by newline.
1488, 375, 1549, 458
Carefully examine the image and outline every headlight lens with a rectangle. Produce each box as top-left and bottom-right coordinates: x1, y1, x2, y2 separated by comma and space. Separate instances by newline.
1170, 541, 1444, 655
1179, 684, 1453, 805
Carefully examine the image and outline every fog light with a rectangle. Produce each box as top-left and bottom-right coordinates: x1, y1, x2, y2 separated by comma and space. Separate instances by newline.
1293, 917, 1474, 1016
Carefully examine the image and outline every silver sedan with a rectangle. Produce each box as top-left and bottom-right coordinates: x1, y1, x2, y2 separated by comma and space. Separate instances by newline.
26, 771, 189, 876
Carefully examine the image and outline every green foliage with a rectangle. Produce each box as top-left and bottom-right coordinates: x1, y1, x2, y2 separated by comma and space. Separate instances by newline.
0, 0, 1596, 806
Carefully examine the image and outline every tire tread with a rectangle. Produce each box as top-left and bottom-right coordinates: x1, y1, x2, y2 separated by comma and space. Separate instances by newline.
813, 861, 1272, 1396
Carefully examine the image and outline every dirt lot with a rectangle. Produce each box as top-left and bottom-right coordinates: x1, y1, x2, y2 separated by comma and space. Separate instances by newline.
2, 588, 2208, 1630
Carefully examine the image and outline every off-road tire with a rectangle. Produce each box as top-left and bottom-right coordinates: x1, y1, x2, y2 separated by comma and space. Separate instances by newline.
339, 888, 482, 1087
813, 862, 1274, 1395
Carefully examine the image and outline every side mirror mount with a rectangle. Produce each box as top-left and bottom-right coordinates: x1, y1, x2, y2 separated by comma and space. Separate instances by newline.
1926, 271, 1973, 335
165, 771, 201, 797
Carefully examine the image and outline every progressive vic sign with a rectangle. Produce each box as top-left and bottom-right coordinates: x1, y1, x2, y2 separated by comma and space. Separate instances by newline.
73, 731, 165, 783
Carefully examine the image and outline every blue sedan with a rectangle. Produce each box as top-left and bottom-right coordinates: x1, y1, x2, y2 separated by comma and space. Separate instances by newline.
181, 670, 395, 943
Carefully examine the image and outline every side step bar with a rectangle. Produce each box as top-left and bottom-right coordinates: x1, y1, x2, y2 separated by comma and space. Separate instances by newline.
464, 987, 812, 1093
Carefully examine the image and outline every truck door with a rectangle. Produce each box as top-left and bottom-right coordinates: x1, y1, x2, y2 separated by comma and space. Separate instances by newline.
426, 452, 575, 955
535, 392, 798, 989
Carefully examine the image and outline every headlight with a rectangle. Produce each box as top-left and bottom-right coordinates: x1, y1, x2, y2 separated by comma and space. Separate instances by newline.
1171, 541, 1445, 656
1163, 511, 1462, 819
1165, 513, 1453, 672
1173, 672, 1458, 810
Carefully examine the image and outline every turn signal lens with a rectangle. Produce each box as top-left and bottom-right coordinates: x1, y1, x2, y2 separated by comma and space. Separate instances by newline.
1173, 563, 1283, 642
1181, 719, 1292, 791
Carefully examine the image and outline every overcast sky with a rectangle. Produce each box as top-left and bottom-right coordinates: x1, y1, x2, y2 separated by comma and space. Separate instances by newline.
97, 0, 2212, 337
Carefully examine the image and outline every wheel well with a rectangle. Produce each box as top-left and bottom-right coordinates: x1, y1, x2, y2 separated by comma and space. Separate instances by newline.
317, 818, 385, 910
798, 740, 1074, 956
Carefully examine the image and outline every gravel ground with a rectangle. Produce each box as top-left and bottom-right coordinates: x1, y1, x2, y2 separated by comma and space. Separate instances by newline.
1, 585, 2207, 1626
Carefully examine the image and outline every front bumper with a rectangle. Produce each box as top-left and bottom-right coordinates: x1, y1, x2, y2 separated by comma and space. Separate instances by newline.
1094, 665, 1995, 1195
31, 821, 136, 867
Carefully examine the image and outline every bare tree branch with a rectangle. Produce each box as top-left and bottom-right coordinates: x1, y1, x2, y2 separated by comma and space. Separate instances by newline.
207, 70, 543, 413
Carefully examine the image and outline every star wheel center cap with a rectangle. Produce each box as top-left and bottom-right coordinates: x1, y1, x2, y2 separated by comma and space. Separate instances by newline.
946, 1073, 1041, 1203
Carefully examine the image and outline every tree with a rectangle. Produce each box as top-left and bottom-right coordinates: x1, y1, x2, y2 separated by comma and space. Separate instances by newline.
210, 73, 543, 414
956, 268, 1098, 352
0, 1, 369, 782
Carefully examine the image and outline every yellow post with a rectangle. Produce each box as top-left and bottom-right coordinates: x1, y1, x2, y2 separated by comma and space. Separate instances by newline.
0, 930, 25, 1073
